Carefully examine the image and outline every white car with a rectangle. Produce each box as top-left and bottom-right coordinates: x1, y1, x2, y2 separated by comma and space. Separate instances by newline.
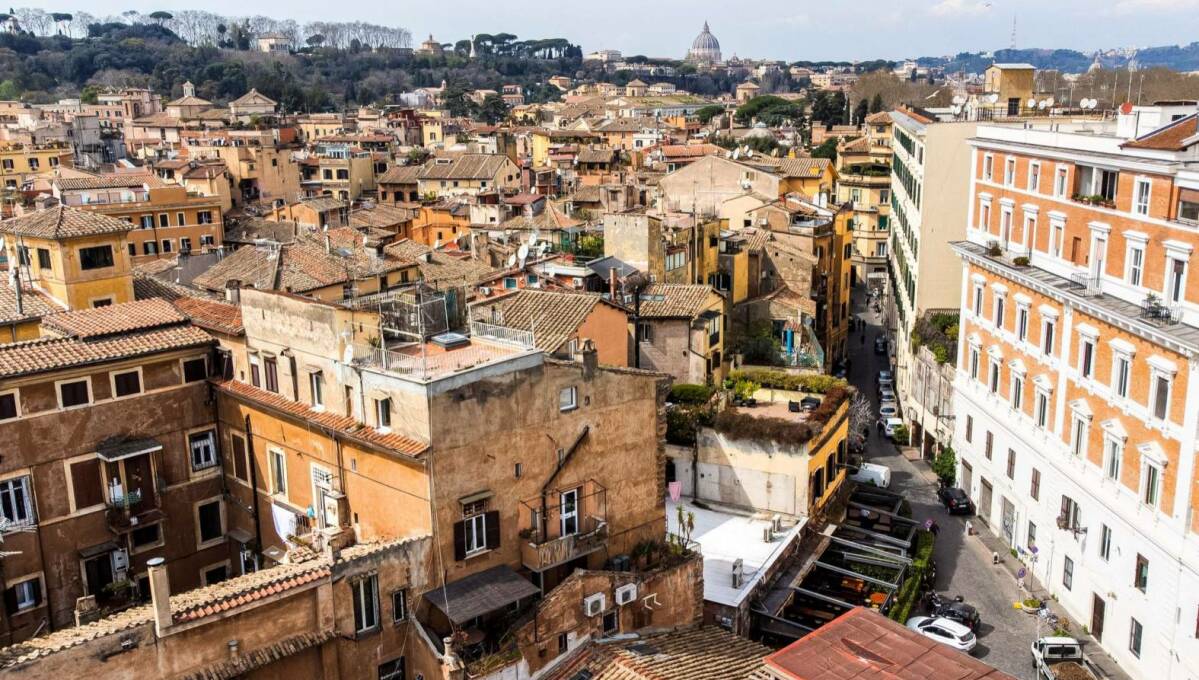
884, 417, 905, 439
849, 462, 892, 488
879, 387, 897, 403
879, 403, 899, 419
906, 616, 977, 653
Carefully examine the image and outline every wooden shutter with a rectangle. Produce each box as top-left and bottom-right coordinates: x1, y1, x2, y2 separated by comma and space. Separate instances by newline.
2, 587, 16, 615
232, 435, 248, 482
485, 510, 501, 550
70, 459, 104, 510
452, 521, 466, 561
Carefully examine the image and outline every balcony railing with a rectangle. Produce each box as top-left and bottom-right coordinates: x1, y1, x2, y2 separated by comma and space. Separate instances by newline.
518, 481, 608, 572
1140, 295, 1181, 326
1069, 273, 1101, 297
469, 321, 536, 349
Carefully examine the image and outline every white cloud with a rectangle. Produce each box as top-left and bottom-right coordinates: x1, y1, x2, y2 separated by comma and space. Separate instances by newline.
1105, 0, 1199, 15
928, 0, 992, 17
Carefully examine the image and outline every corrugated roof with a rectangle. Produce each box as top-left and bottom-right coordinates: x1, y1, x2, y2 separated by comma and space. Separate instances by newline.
0, 206, 135, 240
54, 173, 162, 191
377, 164, 422, 184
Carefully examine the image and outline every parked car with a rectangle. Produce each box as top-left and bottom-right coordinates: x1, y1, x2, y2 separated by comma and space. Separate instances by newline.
937, 486, 975, 515
1031, 637, 1096, 680
884, 417, 904, 439
932, 600, 982, 632
879, 403, 899, 419
874, 336, 888, 355
849, 462, 891, 488
876, 370, 894, 389
879, 386, 897, 403
906, 616, 977, 653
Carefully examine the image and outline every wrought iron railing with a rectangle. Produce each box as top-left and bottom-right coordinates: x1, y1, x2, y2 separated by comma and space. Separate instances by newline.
469, 321, 535, 349
1140, 295, 1181, 325
1069, 273, 1101, 297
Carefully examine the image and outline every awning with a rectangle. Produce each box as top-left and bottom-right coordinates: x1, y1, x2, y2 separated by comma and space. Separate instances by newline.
80, 540, 119, 559
96, 437, 162, 463
424, 565, 540, 626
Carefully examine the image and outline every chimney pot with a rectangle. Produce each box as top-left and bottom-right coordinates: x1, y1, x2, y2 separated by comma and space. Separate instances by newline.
147, 557, 172, 636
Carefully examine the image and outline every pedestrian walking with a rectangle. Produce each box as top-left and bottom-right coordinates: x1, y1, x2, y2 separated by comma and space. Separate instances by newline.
964, 519, 973, 537
929, 520, 940, 537
876, 419, 885, 435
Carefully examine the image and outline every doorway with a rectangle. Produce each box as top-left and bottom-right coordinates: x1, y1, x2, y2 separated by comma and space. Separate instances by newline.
560, 488, 579, 537
978, 478, 993, 526
1091, 594, 1106, 642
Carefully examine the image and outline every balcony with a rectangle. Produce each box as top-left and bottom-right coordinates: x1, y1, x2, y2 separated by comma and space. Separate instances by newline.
518, 481, 608, 572
1069, 273, 1101, 297
1140, 294, 1181, 326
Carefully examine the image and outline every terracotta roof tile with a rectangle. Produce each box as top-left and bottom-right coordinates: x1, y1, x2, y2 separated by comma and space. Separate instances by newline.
173, 297, 244, 336
0, 325, 214, 378
378, 165, 422, 184
471, 289, 615, 353
0, 206, 134, 240
41, 298, 186, 338
54, 173, 163, 191
0, 285, 63, 326
1122, 113, 1198, 151
637, 284, 719, 319
544, 626, 770, 680
213, 379, 428, 456
776, 157, 832, 179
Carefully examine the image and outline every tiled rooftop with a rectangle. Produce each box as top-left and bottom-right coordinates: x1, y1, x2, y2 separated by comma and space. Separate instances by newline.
0, 325, 214, 378
544, 625, 771, 680
172, 297, 244, 336
0, 285, 63, 325
470, 289, 614, 353
0, 206, 135, 240
637, 284, 717, 319
41, 298, 186, 339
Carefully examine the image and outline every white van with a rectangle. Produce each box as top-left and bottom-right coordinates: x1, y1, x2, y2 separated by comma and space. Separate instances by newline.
849, 462, 892, 488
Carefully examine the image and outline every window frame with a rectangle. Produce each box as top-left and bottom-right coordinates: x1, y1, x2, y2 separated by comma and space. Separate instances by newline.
182, 356, 208, 383
110, 367, 144, 398
1028, 161, 1041, 192
1062, 555, 1073, 590
391, 588, 408, 624
1103, 435, 1123, 481
78, 245, 114, 270
1126, 242, 1145, 287
1030, 468, 1041, 501
1099, 524, 1112, 561
1134, 554, 1149, 592
0, 389, 21, 421
194, 497, 226, 550
0, 475, 35, 527
56, 377, 92, 410
1133, 177, 1151, 216
188, 428, 219, 473
1129, 617, 1143, 658
269, 449, 288, 496
374, 397, 392, 431
558, 386, 578, 412
463, 512, 488, 555
352, 574, 381, 635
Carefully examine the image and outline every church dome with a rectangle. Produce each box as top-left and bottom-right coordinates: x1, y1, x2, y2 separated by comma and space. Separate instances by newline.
687, 22, 722, 64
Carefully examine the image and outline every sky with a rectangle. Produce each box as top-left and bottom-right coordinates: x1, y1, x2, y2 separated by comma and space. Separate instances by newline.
25, 0, 1199, 62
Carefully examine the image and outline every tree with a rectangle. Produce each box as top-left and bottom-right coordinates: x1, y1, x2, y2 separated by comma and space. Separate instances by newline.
148, 11, 173, 27
869, 93, 884, 113
441, 81, 475, 118
478, 93, 509, 124
932, 446, 956, 486
50, 12, 72, 35
305, 33, 323, 47
811, 137, 839, 162
847, 392, 873, 451
852, 98, 868, 124
694, 104, 724, 125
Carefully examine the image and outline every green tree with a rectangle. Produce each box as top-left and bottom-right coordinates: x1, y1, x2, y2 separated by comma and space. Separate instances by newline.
478, 92, 510, 124
0, 80, 19, 100
694, 104, 724, 125
811, 137, 839, 162
148, 11, 172, 26
80, 84, 100, 104
869, 93, 884, 113
932, 446, 956, 485
441, 81, 475, 118
853, 98, 868, 123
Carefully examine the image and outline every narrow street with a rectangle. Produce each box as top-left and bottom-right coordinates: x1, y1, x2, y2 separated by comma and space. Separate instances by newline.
847, 285, 1044, 680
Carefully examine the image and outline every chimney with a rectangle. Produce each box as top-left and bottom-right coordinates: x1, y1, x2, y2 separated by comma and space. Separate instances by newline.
324, 233, 332, 254
147, 557, 172, 636
225, 279, 241, 304
227, 639, 240, 659
581, 338, 598, 379
442, 636, 465, 680
609, 267, 619, 300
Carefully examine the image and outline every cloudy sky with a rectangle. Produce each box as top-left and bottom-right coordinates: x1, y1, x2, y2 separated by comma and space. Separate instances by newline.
34, 0, 1199, 61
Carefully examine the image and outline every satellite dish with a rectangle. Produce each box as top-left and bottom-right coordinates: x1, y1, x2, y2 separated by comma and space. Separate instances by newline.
951, 105, 962, 115
1027, 97, 1037, 108
732, 149, 740, 160
1038, 100, 1048, 110
952, 95, 965, 105
988, 93, 1000, 104
517, 243, 529, 267
1045, 96, 1055, 107
529, 228, 541, 246
506, 254, 517, 267
537, 242, 549, 257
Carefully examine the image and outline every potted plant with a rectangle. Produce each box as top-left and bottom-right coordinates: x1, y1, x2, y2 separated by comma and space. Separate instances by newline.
985, 241, 1002, 257
1013, 256, 1030, 266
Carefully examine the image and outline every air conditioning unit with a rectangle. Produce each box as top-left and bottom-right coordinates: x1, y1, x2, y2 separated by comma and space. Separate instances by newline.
615, 583, 637, 606
583, 593, 606, 617
731, 558, 744, 589
111, 549, 129, 571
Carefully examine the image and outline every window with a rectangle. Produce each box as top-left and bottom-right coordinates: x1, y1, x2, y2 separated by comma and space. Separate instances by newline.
1010, 374, 1023, 410
5, 577, 42, 614
965, 415, 973, 443
392, 589, 408, 623
1006, 449, 1016, 479
1181, 196, 1199, 224
231, 434, 248, 483
1004, 158, 1016, 186
1079, 338, 1094, 379
68, 458, 103, 511
969, 347, 980, 380
378, 658, 405, 680
36, 248, 51, 270
180, 237, 191, 252
113, 370, 141, 397
1062, 556, 1074, 590
269, 450, 287, 495
15, 246, 28, 266
352, 575, 380, 634
603, 610, 618, 634
375, 398, 391, 430
0, 476, 34, 526
1027, 521, 1037, 549
58, 379, 90, 408
131, 523, 161, 549
1042, 319, 1056, 356
1167, 257, 1186, 303
1134, 554, 1149, 592
198, 211, 213, 224
1129, 618, 1143, 658
972, 284, 983, 316
197, 500, 224, 545
1035, 391, 1050, 428
985, 431, 994, 460
1134, 179, 1151, 216
310, 372, 324, 409
665, 250, 685, 271
1016, 306, 1029, 341
182, 357, 207, 382
1143, 463, 1161, 508
1099, 524, 1112, 561
176, 212, 185, 226
1060, 495, 1081, 529
161, 239, 173, 254
1151, 374, 1170, 421
1113, 355, 1131, 398
189, 430, 218, 471
558, 633, 569, 654
0, 392, 17, 421
1105, 438, 1122, 481
983, 154, 994, 181
1126, 244, 1144, 286
27, 158, 38, 170
158, 213, 169, 228
140, 215, 154, 229
978, 202, 990, 231
202, 564, 228, 586
988, 359, 1000, 393
1030, 468, 1041, 500
1029, 162, 1040, 192
249, 354, 261, 388
993, 295, 1005, 329
143, 241, 158, 256
92, 297, 112, 308
264, 356, 278, 393
1054, 167, 1069, 197
78, 245, 114, 270
559, 386, 577, 412
1071, 416, 1088, 458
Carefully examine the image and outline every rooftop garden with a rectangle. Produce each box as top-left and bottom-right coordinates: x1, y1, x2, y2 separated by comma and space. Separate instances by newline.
910, 312, 958, 365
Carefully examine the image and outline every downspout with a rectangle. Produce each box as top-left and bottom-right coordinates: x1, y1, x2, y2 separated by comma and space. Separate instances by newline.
244, 414, 264, 564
